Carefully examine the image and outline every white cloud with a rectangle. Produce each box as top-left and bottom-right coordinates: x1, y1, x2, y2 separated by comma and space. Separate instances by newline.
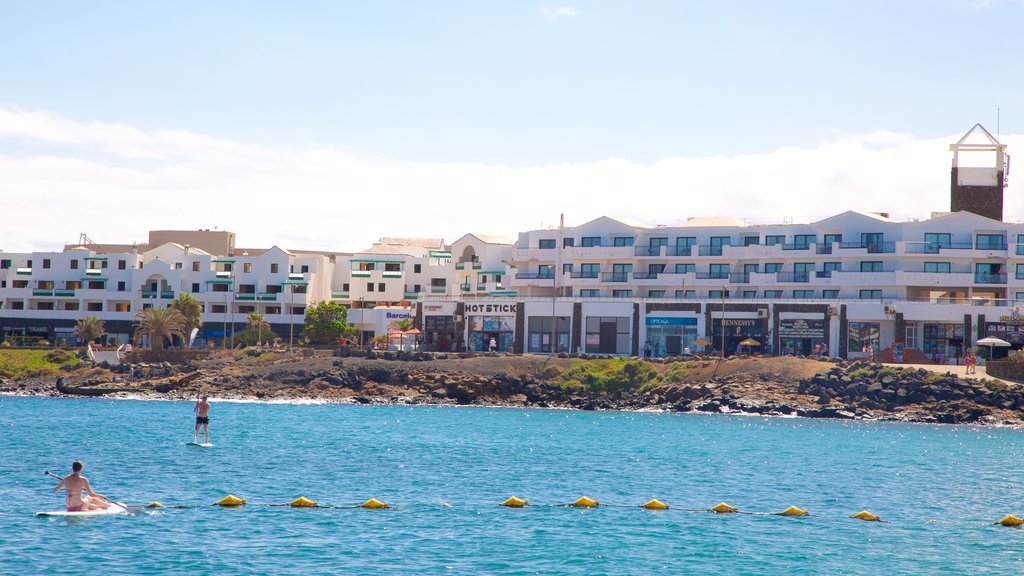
540, 6, 579, 20
1, 106, 1021, 254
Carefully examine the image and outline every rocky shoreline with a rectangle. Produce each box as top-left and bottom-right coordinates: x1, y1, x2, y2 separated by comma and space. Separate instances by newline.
3, 351, 1022, 426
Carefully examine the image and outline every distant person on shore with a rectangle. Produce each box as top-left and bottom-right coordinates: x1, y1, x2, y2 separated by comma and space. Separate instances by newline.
488, 336, 497, 352
53, 461, 110, 512
683, 346, 691, 356
821, 343, 829, 357
194, 395, 211, 443
644, 340, 652, 358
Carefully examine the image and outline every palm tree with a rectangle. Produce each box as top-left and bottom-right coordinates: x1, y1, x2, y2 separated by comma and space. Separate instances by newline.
388, 318, 414, 332
247, 312, 271, 345
134, 306, 186, 350
170, 293, 203, 346
75, 316, 105, 346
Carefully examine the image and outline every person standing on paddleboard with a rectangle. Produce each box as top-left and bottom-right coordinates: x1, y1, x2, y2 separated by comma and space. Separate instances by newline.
53, 461, 110, 512
194, 395, 211, 444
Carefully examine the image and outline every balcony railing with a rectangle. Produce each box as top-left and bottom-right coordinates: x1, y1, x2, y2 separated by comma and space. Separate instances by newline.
697, 245, 724, 256
667, 245, 694, 257
975, 273, 1007, 284
1017, 244, 1024, 256
632, 272, 659, 280
601, 272, 631, 283
695, 272, 730, 280
515, 272, 554, 280
259, 292, 278, 301
728, 272, 750, 284
460, 284, 471, 292
781, 243, 811, 251
476, 283, 487, 290
403, 292, 419, 300
976, 242, 1008, 251
160, 291, 174, 299
352, 271, 371, 277
816, 244, 833, 254
54, 290, 75, 297
634, 246, 664, 257
776, 272, 811, 283
838, 242, 896, 253
570, 271, 600, 279
331, 291, 349, 299
32, 289, 54, 296
382, 271, 403, 278
431, 286, 447, 294
904, 242, 973, 253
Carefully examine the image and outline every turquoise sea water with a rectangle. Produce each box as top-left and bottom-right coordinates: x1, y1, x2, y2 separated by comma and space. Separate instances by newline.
3, 396, 1024, 575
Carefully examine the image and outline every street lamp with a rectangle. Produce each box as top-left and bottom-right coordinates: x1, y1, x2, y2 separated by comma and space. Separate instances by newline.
222, 290, 228, 350
720, 284, 727, 359
256, 292, 263, 348
289, 285, 295, 349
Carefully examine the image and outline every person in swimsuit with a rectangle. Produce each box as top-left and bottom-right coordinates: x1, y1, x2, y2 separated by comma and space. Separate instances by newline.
53, 461, 110, 512
194, 395, 211, 443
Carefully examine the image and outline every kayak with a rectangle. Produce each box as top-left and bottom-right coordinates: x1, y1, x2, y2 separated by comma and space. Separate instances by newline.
36, 502, 130, 517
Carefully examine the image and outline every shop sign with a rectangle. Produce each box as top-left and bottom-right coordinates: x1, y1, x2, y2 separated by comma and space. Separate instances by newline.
778, 319, 824, 338
465, 303, 517, 315
385, 311, 413, 320
1000, 316, 1024, 323
721, 319, 757, 327
423, 304, 447, 313
645, 317, 698, 326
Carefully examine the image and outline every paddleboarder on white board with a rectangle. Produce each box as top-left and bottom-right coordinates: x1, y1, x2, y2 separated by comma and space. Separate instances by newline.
194, 395, 211, 444
53, 461, 110, 512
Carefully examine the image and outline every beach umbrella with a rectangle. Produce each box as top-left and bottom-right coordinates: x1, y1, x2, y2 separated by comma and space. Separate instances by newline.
739, 338, 761, 354
977, 336, 1010, 359
693, 338, 712, 352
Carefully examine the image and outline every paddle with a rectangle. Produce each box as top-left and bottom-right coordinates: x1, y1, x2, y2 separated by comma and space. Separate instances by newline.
45, 470, 143, 514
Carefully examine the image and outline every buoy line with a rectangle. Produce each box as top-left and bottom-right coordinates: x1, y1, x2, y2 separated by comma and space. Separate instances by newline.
100, 496, 1021, 526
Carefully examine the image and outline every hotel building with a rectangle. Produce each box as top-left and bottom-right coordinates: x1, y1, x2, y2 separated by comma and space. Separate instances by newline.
2, 124, 1021, 363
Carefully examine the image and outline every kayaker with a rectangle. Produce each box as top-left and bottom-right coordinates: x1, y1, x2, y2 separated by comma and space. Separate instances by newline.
194, 395, 211, 443
53, 461, 110, 512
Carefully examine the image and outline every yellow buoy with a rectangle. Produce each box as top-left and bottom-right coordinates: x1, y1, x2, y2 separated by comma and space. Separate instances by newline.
777, 506, 808, 517
146, 502, 165, 509
572, 496, 599, 508
709, 502, 738, 513
997, 514, 1024, 527
641, 499, 669, 510
850, 510, 880, 522
360, 498, 389, 509
501, 496, 528, 508
290, 496, 317, 508
216, 494, 246, 507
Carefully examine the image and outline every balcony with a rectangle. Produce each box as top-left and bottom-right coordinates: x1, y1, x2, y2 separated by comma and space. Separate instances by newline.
476, 283, 487, 291
288, 272, 305, 280
632, 272, 659, 280
85, 268, 103, 276
839, 241, 896, 253
16, 268, 31, 275
32, 289, 54, 296
331, 291, 349, 299
781, 243, 812, 251
160, 291, 174, 299
635, 246, 664, 257
816, 244, 833, 254
695, 272, 730, 280
776, 272, 811, 283
382, 271, 403, 278
236, 294, 256, 301
728, 272, 750, 284
258, 292, 278, 301
141, 291, 157, 298
667, 245, 694, 257
215, 271, 233, 278
903, 242, 974, 254
403, 292, 419, 300
352, 271, 371, 277
515, 272, 554, 280
601, 272, 631, 283
54, 290, 75, 297
431, 286, 448, 294
460, 283, 471, 292
975, 242, 1008, 251
697, 245, 724, 257
975, 273, 1007, 284
570, 271, 600, 279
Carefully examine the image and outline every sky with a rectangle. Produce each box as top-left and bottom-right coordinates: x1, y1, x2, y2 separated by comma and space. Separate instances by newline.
2, 1, 1023, 254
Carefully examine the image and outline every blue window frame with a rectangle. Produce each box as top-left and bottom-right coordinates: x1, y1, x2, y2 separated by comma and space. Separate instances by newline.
925, 262, 951, 274
539, 239, 555, 249
581, 237, 602, 247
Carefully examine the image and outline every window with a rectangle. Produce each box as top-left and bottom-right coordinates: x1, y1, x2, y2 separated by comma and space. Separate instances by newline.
764, 290, 783, 299
563, 237, 575, 247
244, 263, 252, 273
648, 263, 665, 275
926, 262, 952, 274
342, 283, 350, 291
70, 260, 78, 270
584, 316, 631, 354
192, 283, 200, 293
859, 289, 882, 299
1016, 292, 1024, 302
580, 263, 600, 278
849, 322, 880, 355
539, 239, 556, 249
793, 290, 814, 298
378, 283, 386, 292
563, 263, 572, 274
613, 237, 636, 247
119, 260, 126, 270
860, 261, 883, 272
793, 234, 816, 248
861, 232, 884, 248
822, 290, 839, 299
175, 262, 182, 270
743, 236, 760, 246
10, 301, 24, 310
674, 263, 695, 274
223, 263, 232, 272
117, 281, 126, 292
301, 265, 309, 273
612, 289, 633, 298
743, 264, 758, 274
709, 290, 726, 299
793, 262, 814, 281
709, 264, 730, 279
765, 235, 785, 246
38, 302, 54, 311
611, 263, 632, 281
579, 289, 600, 297
648, 237, 667, 248
676, 289, 696, 299
924, 233, 951, 248
976, 233, 1005, 249
413, 284, 421, 292
87, 302, 103, 312
538, 264, 553, 278
43, 259, 50, 269
822, 262, 841, 275
905, 323, 919, 349
581, 237, 601, 247
192, 261, 200, 272
0, 259, 10, 269
27, 260, 32, 268
823, 233, 842, 245
367, 283, 374, 292
674, 237, 696, 255
414, 264, 421, 273
764, 263, 782, 273
271, 263, 279, 273
742, 291, 757, 298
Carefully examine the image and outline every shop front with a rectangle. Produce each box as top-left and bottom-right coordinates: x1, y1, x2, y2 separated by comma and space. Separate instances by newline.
983, 314, 1024, 360
644, 317, 698, 357
420, 302, 458, 352
465, 302, 516, 352
923, 322, 965, 363
711, 318, 764, 356
778, 319, 826, 356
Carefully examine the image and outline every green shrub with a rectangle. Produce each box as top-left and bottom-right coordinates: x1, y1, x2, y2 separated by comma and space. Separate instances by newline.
43, 349, 77, 365
542, 365, 564, 380
232, 328, 280, 348
848, 368, 873, 380
557, 358, 658, 395
658, 363, 689, 384
877, 367, 898, 379
983, 379, 1009, 391
925, 373, 946, 383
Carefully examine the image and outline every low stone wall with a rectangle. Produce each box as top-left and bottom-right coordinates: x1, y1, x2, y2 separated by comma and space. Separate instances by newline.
985, 360, 1024, 383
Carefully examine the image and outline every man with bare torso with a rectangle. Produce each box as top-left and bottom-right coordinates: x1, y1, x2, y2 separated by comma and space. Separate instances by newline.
53, 461, 110, 512
194, 395, 211, 443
